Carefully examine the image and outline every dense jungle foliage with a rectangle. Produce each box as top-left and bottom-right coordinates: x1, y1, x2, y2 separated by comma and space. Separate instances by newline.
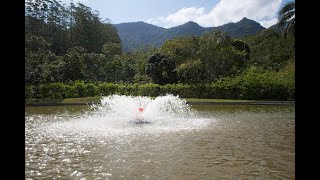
25, 0, 295, 100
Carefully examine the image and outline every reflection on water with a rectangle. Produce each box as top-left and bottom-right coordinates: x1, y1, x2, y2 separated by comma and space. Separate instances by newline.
25, 100, 294, 179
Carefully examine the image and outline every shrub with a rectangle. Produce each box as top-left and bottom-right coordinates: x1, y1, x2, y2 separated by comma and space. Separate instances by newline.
98, 83, 119, 96
117, 84, 129, 95
50, 83, 66, 99
64, 84, 78, 98
74, 82, 86, 97
85, 83, 98, 97
37, 83, 66, 99
138, 83, 161, 96
25, 85, 35, 99
25, 69, 295, 101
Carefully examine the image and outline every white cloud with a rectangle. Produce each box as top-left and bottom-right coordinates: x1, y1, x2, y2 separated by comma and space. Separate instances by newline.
147, 7, 205, 28
147, 0, 283, 28
259, 18, 278, 28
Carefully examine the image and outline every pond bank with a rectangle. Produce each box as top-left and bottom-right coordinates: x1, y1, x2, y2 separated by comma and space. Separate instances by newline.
25, 96, 295, 106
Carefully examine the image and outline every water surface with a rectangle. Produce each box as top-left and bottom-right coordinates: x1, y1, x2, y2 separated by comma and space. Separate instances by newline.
25, 96, 295, 179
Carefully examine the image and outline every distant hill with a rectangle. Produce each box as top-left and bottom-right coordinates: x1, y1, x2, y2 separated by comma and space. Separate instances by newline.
149, 21, 211, 48
114, 17, 266, 52
268, 22, 286, 33
215, 17, 265, 37
113, 21, 166, 52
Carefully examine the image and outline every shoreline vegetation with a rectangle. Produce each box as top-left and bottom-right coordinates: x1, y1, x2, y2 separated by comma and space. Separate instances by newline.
26, 69, 295, 102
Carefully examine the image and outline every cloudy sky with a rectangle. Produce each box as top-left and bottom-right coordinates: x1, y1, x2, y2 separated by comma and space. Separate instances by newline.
59, 0, 291, 28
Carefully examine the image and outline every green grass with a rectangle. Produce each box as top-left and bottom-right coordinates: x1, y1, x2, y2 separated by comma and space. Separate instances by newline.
62, 96, 102, 103
25, 98, 64, 104
25, 96, 102, 104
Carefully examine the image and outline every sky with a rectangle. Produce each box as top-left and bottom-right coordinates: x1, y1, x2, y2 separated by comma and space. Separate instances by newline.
59, 0, 291, 28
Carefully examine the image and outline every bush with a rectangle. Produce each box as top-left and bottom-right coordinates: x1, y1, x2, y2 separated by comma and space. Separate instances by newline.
160, 84, 174, 95
117, 84, 129, 95
25, 85, 35, 99
25, 69, 295, 101
98, 83, 119, 96
126, 83, 139, 96
37, 83, 66, 99
138, 83, 161, 96
85, 83, 98, 97
64, 84, 78, 98
74, 82, 86, 97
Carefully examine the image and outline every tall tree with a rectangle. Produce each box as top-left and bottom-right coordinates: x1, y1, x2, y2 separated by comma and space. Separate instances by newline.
243, 29, 295, 70
278, 0, 295, 36
145, 53, 177, 85
198, 30, 246, 81
25, 36, 59, 84
70, 3, 121, 53
25, 0, 72, 55
176, 59, 206, 84
62, 46, 87, 82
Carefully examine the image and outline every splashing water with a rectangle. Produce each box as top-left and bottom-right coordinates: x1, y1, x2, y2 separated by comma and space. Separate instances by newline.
26, 94, 213, 139
92, 94, 194, 120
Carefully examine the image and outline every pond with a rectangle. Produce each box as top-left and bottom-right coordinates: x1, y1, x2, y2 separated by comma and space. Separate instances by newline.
25, 95, 295, 179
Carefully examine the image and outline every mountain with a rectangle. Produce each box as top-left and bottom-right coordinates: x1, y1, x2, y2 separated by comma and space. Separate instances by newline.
114, 17, 266, 52
113, 21, 166, 52
216, 17, 265, 37
268, 22, 286, 33
149, 21, 211, 47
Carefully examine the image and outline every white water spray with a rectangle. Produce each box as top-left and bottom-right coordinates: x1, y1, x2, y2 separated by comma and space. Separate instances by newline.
92, 94, 194, 121
27, 94, 213, 138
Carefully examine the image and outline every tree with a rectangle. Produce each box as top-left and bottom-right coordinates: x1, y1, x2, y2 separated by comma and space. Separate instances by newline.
198, 30, 246, 81
278, 0, 295, 36
25, 35, 58, 84
231, 39, 250, 60
160, 36, 200, 65
102, 55, 124, 82
176, 59, 206, 84
82, 52, 106, 82
62, 46, 87, 82
25, 1, 124, 84
25, 0, 71, 55
69, 3, 121, 53
102, 42, 122, 58
41, 57, 67, 83
145, 53, 177, 85
121, 58, 136, 83
243, 29, 295, 70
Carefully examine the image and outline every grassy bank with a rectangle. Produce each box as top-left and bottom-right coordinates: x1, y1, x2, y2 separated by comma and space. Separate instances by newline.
25, 96, 102, 105
25, 96, 294, 106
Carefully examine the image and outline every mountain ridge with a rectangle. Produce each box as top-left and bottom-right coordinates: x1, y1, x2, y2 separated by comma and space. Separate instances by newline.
114, 17, 267, 52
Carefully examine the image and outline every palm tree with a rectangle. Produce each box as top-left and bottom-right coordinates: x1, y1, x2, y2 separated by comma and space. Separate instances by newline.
278, 0, 295, 36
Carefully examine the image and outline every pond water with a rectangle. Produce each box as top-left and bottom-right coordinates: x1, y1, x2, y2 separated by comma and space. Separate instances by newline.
25, 95, 295, 179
